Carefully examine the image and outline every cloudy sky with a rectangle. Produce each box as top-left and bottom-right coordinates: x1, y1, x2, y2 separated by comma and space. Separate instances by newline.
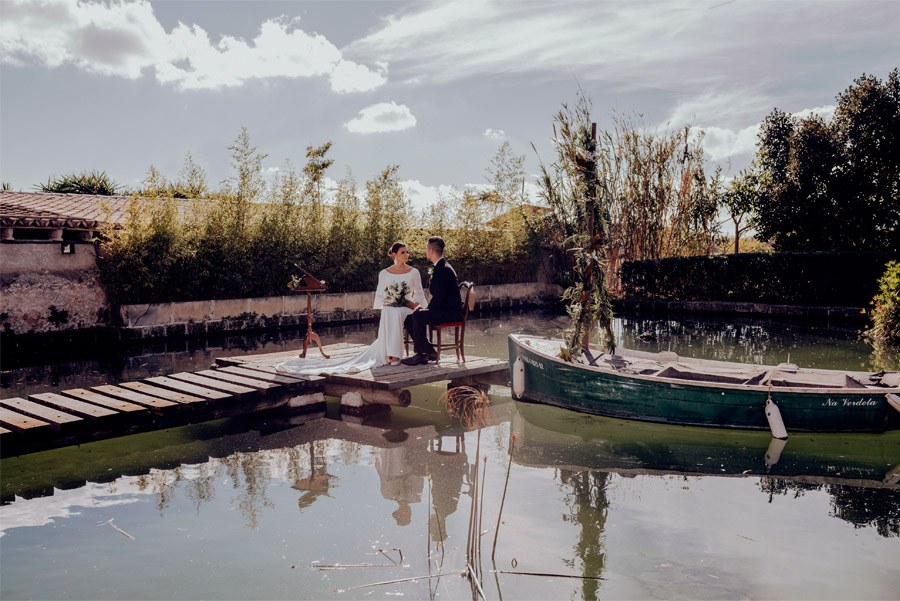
1, 0, 897, 210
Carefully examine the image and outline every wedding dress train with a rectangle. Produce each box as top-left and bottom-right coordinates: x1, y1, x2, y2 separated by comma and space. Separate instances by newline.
276, 268, 427, 376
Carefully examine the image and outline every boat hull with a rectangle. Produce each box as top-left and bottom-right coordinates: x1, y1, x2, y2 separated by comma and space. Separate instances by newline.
508, 335, 900, 433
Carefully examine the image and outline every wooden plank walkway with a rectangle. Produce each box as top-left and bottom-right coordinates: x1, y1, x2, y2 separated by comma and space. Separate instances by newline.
1, 342, 508, 457
217, 343, 509, 391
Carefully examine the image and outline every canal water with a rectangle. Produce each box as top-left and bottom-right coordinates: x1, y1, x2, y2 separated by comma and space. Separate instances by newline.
2, 311, 899, 600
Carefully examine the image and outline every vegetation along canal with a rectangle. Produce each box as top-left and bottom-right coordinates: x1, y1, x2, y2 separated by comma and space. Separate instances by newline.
2, 311, 898, 600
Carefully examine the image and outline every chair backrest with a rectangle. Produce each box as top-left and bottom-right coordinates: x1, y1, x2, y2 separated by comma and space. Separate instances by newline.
460, 282, 475, 321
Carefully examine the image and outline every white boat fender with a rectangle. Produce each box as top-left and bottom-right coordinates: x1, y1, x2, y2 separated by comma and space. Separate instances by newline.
512, 357, 526, 399
765, 397, 788, 440
884, 463, 900, 486
764, 437, 788, 470
886, 393, 900, 414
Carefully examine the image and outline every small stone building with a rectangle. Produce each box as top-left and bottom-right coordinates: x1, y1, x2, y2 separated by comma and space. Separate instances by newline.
0, 191, 138, 335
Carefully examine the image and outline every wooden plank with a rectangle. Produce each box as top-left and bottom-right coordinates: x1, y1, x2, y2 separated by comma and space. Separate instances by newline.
326, 358, 508, 390
0, 397, 83, 430
218, 365, 308, 386
28, 393, 118, 420
117, 382, 206, 405
0, 426, 11, 436
221, 343, 367, 366
166, 372, 256, 396
61, 389, 147, 413
227, 363, 316, 382
145, 376, 231, 400
194, 369, 279, 391
0, 407, 52, 432
91, 385, 179, 409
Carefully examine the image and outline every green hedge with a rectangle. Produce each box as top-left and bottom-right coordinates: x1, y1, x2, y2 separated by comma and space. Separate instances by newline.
620, 252, 899, 306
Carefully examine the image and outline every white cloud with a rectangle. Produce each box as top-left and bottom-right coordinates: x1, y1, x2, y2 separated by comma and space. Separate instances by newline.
0, 0, 385, 92
695, 104, 837, 163
401, 179, 458, 212
696, 124, 760, 162
0, 0, 167, 78
400, 178, 545, 213
346, 0, 898, 124
793, 105, 836, 122
668, 89, 769, 130
330, 59, 387, 94
483, 128, 506, 140
344, 102, 417, 134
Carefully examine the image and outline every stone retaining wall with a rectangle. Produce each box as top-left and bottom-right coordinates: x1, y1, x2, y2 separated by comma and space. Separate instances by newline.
118, 282, 561, 340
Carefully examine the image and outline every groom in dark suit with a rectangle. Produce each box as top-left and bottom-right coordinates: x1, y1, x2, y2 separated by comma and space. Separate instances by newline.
402, 236, 463, 365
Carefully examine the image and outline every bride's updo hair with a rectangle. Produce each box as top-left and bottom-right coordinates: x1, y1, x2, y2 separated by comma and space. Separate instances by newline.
388, 241, 407, 256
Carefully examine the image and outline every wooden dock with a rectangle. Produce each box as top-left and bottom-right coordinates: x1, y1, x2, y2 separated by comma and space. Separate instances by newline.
0, 343, 508, 456
216, 343, 508, 408
217, 343, 509, 408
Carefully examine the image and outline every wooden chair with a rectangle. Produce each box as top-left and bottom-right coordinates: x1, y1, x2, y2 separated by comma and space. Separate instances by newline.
404, 282, 475, 363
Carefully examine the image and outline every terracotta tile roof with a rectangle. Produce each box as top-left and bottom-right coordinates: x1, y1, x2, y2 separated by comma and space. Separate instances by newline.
0, 191, 192, 228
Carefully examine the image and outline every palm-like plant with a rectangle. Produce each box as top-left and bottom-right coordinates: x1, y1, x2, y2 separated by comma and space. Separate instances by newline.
40, 170, 120, 195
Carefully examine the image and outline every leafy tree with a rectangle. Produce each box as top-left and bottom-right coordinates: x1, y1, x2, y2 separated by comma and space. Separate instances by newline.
486, 140, 526, 212
722, 169, 759, 254
753, 69, 899, 251
272, 159, 302, 204
324, 169, 365, 290
866, 260, 900, 346
174, 152, 208, 199
40, 170, 120, 195
363, 165, 410, 274
140, 164, 170, 198
485, 141, 537, 266
225, 127, 268, 203
299, 142, 334, 267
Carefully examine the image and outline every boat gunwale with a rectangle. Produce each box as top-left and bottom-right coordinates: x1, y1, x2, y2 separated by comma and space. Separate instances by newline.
510, 334, 900, 396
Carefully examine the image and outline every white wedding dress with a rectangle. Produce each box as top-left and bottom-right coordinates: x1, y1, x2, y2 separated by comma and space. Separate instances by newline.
276, 268, 427, 375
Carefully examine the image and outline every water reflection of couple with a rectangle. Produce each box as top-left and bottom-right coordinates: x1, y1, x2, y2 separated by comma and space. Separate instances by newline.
277, 236, 463, 375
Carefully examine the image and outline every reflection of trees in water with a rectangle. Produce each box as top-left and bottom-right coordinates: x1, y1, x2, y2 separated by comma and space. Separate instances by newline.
619, 316, 873, 368
222, 451, 274, 529
558, 469, 609, 601
827, 486, 900, 538
622, 318, 773, 364
136, 467, 180, 515
184, 463, 216, 514
759, 477, 900, 538
122, 432, 471, 536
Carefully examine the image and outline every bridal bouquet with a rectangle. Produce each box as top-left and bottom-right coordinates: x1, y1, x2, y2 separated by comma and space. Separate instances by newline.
383, 281, 411, 307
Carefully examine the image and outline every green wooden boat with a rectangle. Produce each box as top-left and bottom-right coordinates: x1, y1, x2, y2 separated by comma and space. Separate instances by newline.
508, 334, 900, 433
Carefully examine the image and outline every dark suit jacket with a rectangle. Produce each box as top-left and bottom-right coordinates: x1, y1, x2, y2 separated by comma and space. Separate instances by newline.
427, 257, 463, 321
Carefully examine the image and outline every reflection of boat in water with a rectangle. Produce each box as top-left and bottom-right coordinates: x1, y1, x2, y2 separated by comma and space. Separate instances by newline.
512, 402, 900, 488
509, 334, 900, 433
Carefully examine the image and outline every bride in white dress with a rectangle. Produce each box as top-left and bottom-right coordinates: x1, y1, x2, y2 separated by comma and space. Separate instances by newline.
276, 242, 427, 375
